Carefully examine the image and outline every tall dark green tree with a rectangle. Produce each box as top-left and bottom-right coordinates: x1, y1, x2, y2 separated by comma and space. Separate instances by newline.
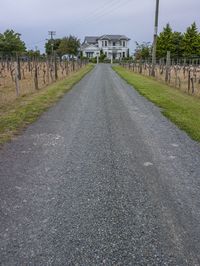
171, 31, 184, 58
0, 29, 26, 55
58, 35, 80, 57
182, 22, 200, 57
139, 22, 200, 60
156, 23, 174, 58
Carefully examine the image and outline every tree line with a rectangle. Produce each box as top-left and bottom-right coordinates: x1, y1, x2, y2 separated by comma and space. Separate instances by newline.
0, 29, 80, 58
135, 22, 200, 60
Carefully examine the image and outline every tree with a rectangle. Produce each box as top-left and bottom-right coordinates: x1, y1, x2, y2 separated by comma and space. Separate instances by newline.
156, 23, 186, 59
134, 42, 151, 60
0, 29, 26, 55
171, 31, 184, 58
58, 35, 80, 57
156, 23, 174, 58
45, 38, 61, 56
99, 49, 106, 62
182, 22, 200, 57
26, 49, 40, 58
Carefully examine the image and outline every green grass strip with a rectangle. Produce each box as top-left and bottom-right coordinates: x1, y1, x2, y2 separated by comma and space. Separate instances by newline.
0, 64, 94, 145
113, 65, 200, 142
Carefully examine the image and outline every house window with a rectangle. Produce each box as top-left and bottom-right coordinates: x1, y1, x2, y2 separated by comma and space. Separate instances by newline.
105, 41, 107, 47
123, 52, 125, 58
113, 42, 116, 46
86, 52, 94, 58
123, 41, 126, 47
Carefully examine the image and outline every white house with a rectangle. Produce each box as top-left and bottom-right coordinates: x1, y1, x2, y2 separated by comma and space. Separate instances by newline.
81, 35, 130, 60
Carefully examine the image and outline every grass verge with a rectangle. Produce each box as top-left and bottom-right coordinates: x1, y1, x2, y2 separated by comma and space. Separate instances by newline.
113, 65, 200, 142
0, 64, 94, 145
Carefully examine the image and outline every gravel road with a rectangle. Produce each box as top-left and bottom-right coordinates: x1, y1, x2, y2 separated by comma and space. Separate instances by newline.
1, 64, 200, 265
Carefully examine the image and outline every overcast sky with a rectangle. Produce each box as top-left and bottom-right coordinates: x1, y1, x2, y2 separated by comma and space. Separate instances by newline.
1, 0, 200, 53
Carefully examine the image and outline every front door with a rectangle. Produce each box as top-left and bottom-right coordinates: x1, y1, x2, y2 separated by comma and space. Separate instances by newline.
113, 52, 117, 59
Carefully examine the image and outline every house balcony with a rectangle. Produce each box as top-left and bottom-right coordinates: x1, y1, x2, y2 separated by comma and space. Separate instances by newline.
103, 46, 127, 50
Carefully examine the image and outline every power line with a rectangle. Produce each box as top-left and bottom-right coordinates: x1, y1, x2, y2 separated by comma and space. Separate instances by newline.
26, 39, 46, 49
90, 0, 132, 23
75, 0, 131, 28
75, 0, 118, 26
80, 0, 119, 22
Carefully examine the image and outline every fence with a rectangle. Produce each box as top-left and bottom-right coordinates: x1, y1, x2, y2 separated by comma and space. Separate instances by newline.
121, 56, 200, 96
0, 56, 88, 106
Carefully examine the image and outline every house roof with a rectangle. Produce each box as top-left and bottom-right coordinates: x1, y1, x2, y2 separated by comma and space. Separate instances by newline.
81, 43, 90, 49
98, 35, 130, 41
83, 35, 130, 44
84, 36, 99, 44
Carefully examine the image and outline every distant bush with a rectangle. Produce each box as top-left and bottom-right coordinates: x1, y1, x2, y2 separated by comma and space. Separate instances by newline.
103, 59, 111, 63
89, 57, 97, 63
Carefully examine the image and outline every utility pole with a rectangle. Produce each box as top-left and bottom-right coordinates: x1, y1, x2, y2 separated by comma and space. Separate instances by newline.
151, 0, 160, 77
48, 31, 56, 55
48, 31, 56, 79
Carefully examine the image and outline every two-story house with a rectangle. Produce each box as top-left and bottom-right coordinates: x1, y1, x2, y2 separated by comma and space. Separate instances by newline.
81, 35, 130, 60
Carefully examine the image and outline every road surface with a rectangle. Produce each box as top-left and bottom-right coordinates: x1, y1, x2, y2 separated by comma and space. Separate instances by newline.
1, 64, 200, 265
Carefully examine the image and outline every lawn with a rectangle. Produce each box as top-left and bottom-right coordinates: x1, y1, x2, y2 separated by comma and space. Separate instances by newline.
113, 65, 200, 142
0, 64, 94, 145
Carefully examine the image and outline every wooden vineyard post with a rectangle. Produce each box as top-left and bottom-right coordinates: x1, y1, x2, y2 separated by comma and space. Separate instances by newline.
191, 76, 194, 94
139, 58, 142, 74
165, 51, 171, 83
175, 67, 178, 87
66, 61, 69, 76
188, 69, 191, 93
28, 59, 31, 72
34, 63, 39, 90
54, 52, 58, 80
46, 60, 50, 84
72, 57, 75, 72
14, 62, 20, 96
17, 54, 22, 80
